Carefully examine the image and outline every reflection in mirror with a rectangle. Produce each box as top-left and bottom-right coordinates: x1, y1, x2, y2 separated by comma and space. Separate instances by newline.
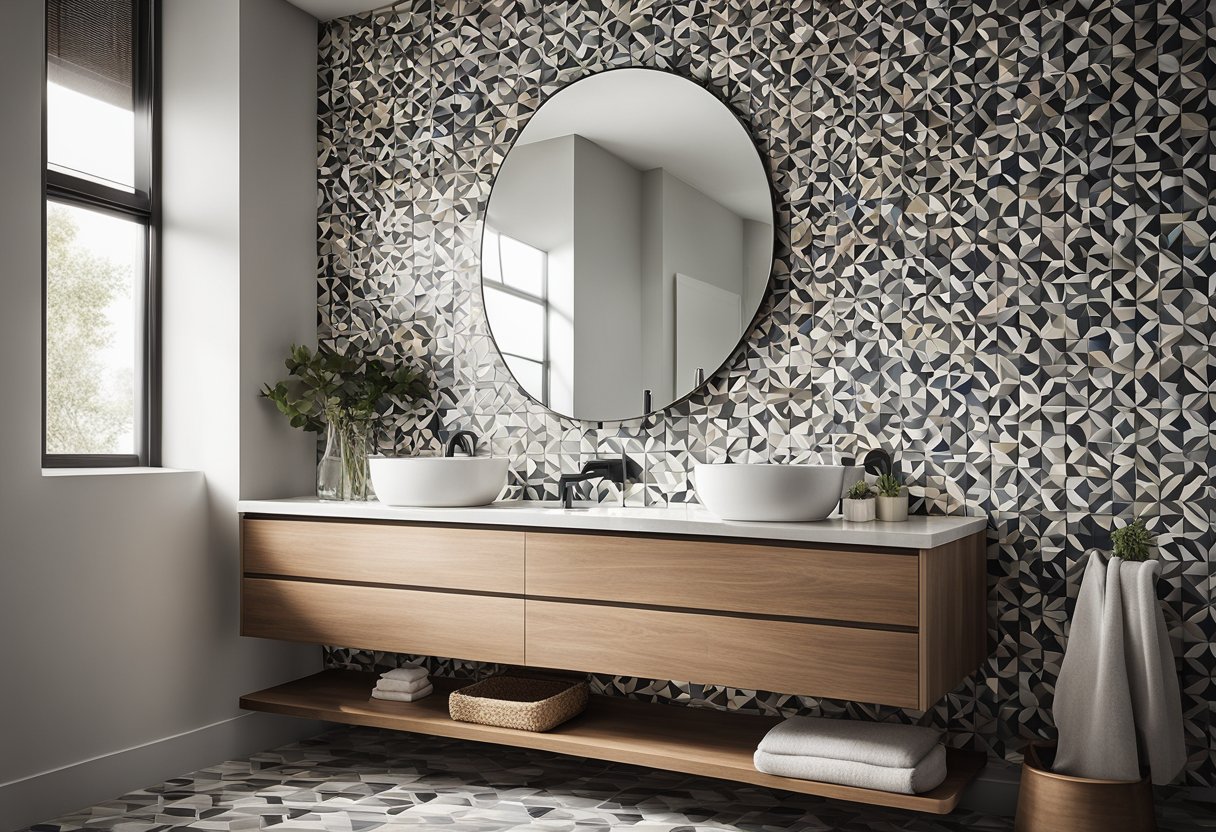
482, 68, 773, 422
482, 228, 552, 404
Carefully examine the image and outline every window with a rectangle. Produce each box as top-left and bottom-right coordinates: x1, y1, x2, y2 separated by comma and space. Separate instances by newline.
482, 229, 551, 405
44, 0, 157, 466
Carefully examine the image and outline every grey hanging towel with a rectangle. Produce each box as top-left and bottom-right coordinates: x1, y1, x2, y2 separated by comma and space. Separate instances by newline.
1053, 550, 1186, 784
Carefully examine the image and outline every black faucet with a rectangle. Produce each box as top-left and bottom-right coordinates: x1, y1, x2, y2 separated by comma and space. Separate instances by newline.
557, 458, 639, 508
445, 430, 478, 458
863, 448, 896, 478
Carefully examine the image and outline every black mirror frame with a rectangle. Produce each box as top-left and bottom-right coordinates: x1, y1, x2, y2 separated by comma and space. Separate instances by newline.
479, 64, 779, 425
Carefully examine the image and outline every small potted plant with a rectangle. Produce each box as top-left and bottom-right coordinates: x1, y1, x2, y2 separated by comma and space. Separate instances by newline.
1111, 517, 1152, 561
875, 473, 908, 522
261, 344, 430, 501
842, 480, 876, 522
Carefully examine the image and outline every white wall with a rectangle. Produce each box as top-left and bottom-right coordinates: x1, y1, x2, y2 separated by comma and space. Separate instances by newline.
639, 170, 751, 405
238, 0, 321, 500
657, 171, 746, 297
571, 136, 643, 421
486, 136, 575, 253
0, 2, 322, 828
640, 170, 668, 403
742, 218, 772, 320
548, 238, 575, 416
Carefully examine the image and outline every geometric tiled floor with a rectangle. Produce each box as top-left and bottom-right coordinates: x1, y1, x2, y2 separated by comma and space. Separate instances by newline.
24, 727, 1216, 832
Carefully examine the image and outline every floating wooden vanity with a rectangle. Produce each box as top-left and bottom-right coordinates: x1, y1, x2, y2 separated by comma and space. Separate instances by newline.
238, 499, 990, 814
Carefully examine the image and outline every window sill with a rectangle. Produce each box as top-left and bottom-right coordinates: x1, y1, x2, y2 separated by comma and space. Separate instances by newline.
41, 466, 199, 478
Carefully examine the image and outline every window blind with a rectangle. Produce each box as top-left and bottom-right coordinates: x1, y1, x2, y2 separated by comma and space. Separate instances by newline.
46, 0, 134, 110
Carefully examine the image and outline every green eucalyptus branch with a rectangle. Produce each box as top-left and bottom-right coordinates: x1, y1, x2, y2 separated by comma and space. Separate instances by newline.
260, 343, 431, 432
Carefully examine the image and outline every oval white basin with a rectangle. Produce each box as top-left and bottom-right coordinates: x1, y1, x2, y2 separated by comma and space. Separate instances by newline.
694, 463, 845, 522
370, 457, 509, 507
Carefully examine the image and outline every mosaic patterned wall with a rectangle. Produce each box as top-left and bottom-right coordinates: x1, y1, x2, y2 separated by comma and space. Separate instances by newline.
316, 0, 1216, 784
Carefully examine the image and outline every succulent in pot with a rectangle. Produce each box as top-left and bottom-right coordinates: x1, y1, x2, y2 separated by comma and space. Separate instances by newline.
842, 480, 876, 522
875, 472, 908, 522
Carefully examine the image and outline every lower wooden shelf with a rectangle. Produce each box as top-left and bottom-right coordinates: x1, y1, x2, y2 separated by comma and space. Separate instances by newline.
240, 670, 986, 815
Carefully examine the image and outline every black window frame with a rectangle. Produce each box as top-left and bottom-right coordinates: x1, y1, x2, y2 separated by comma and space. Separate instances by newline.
42, 0, 160, 468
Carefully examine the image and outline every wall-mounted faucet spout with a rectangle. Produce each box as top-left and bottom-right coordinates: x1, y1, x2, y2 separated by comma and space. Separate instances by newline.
557, 458, 641, 508
863, 448, 895, 478
445, 430, 479, 458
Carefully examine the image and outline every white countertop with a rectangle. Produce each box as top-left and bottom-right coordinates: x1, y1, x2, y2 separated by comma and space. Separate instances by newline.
238, 497, 987, 549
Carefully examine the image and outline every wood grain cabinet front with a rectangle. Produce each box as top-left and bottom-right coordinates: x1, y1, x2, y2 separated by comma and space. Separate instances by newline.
525, 600, 921, 709
239, 518, 986, 711
526, 532, 919, 627
242, 518, 524, 593
241, 577, 525, 664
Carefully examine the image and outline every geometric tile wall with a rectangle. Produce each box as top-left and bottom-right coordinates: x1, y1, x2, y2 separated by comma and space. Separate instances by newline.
316, 0, 1216, 785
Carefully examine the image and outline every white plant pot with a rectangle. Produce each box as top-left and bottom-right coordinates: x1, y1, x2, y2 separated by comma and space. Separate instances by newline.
877, 493, 909, 522
842, 498, 876, 522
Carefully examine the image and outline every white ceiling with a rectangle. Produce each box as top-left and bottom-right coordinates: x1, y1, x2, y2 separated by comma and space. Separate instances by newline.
515, 69, 771, 224
285, 0, 383, 20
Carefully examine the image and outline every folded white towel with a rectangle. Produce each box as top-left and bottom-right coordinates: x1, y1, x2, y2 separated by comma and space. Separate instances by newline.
756, 716, 943, 769
375, 676, 430, 694
754, 744, 947, 795
371, 683, 434, 702
380, 664, 428, 684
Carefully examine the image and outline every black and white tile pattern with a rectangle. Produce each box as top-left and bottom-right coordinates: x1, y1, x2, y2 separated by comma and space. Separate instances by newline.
316, 0, 1216, 785
22, 727, 1216, 832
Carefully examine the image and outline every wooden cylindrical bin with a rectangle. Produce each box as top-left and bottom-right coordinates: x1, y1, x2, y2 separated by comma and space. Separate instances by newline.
1014, 743, 1156, 832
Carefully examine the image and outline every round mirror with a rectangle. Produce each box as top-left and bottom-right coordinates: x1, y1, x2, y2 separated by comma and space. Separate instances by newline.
481, 68, 774, 423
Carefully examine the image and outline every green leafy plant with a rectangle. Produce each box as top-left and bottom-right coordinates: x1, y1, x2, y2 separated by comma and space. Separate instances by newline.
260, 343, 431, 432
260, 344, 431, 500
1111, 517, 1153, 562
846, 480, 874, 500
875, 473, 904, 498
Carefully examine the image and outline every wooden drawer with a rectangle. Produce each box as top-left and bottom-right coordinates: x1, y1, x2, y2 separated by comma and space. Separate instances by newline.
526, 600, 920, 708
525, 533, 918, 627
242, 518, 524, 594
242, 577, 524, 664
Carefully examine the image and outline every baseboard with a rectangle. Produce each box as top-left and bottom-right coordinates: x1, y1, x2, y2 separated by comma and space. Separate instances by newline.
959, 757, 1021, 817
0, 712, 326, 832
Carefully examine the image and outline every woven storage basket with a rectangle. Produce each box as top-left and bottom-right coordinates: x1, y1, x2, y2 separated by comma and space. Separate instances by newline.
449, 676, 589, 732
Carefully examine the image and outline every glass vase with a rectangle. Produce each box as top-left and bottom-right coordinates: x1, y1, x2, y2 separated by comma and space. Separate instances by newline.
316, 415, 372, 502
338, 417, 372, 502
317, 419, 343, 501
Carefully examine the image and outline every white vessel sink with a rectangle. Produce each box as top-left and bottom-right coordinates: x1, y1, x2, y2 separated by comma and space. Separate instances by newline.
694, 463, 846, 522
369, 457, 509, 507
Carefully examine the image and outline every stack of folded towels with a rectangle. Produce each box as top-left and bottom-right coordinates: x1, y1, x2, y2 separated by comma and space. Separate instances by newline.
754, 716, 946, 795
370, 663, 433, 702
